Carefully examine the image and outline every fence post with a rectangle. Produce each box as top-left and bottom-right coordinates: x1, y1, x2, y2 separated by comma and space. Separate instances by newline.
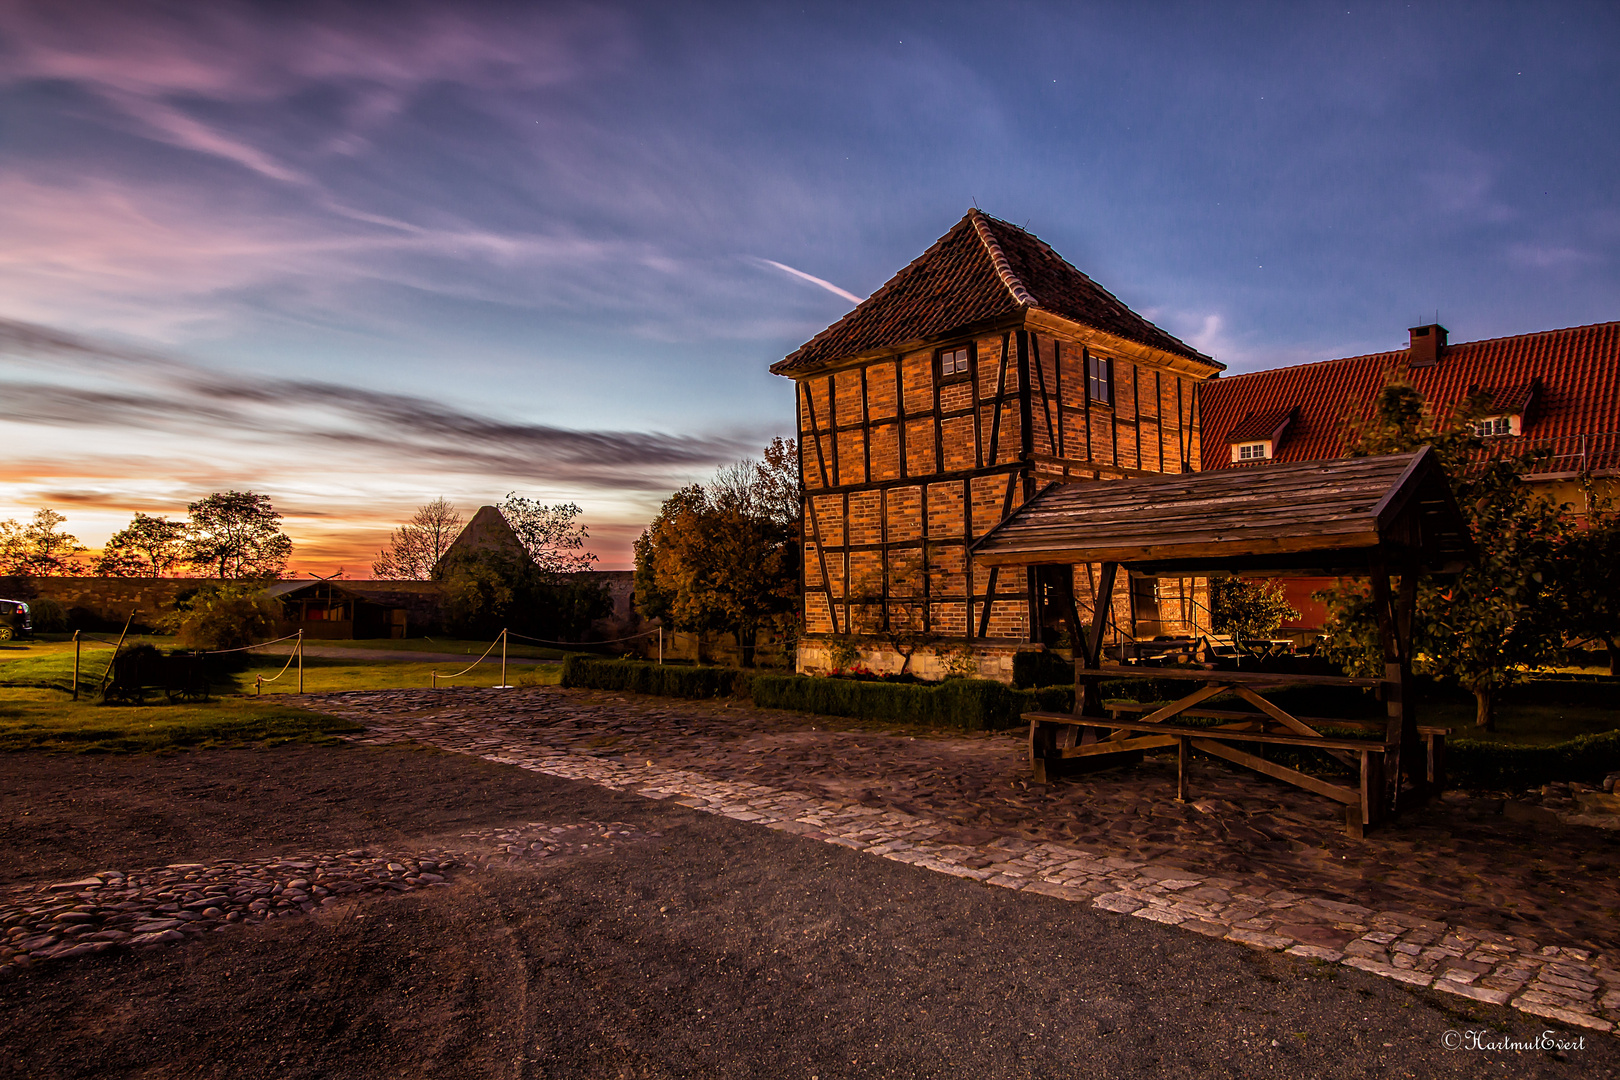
71, 630, 80, 701
658, 625, 663, 665
501, 628, 508, 688
297, 630, 303, 694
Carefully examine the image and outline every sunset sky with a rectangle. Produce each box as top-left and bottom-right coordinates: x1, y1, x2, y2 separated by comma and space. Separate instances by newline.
2, 1, 1616, 573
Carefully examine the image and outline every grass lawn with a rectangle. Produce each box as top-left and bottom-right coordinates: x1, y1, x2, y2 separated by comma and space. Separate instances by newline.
0, 635, 562, 696
0, 687, 361, 753
293, 636, 570, 660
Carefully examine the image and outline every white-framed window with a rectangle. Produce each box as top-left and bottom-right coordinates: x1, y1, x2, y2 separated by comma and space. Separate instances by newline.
1087, 353, 1113, 405
939, 345, 972, 380
1472, 415, 1515, 437
1235, 441, 1269, 461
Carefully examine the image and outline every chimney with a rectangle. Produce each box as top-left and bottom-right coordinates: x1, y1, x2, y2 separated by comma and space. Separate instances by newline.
1408, 323, 1447, 368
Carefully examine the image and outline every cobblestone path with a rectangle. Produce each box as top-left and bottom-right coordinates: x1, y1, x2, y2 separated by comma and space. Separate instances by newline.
302, 685, 1620, 1035
1, 822, 652, 977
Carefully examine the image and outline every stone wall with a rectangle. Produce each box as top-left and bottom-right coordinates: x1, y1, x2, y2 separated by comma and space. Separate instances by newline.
2, 572, 640, 640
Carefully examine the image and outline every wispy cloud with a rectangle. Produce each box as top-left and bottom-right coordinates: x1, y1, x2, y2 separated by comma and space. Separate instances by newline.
0, 317, 759, 495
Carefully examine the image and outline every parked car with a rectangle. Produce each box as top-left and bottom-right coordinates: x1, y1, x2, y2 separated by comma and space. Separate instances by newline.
0, 598, 33, 641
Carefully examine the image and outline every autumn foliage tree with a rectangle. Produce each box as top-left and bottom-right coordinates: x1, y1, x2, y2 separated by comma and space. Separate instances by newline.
634, 441, 801, 667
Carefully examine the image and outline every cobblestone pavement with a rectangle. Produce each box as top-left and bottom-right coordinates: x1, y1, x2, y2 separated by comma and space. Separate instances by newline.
291, 685, 1620, 1036
0, 822, 652, 977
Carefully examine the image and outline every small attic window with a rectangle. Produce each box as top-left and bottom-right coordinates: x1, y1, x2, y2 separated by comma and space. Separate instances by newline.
938, 345, 972, 382
1235, 442, 1269, 462
1472, 415, 1517, 438
1087, 353, 1113, 405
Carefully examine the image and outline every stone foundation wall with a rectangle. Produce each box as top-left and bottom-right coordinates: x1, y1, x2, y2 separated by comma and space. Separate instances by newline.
795, 636, 1029, 684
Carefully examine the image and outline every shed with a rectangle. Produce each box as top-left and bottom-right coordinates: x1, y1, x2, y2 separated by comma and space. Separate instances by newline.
265, 579, 409, 640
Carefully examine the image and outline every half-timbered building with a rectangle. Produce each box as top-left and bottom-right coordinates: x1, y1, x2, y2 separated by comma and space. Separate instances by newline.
771, 210, 1224, 680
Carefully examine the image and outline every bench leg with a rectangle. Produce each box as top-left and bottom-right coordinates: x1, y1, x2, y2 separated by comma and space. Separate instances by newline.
1176, 736, 1189, 803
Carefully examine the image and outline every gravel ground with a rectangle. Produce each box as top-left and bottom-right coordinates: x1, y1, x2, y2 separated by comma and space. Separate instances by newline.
0, 744, 1612, 1079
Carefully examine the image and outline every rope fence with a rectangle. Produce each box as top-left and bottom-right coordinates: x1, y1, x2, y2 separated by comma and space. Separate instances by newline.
38, 618, 667, 700
431, 629, 509, 689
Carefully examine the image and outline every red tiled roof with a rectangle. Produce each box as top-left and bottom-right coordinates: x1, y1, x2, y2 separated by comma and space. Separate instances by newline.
1226, 406, 1297, 443
1200, 322, 1620, 473
1478, 379, 1539, 416
771, 211, 1214, 376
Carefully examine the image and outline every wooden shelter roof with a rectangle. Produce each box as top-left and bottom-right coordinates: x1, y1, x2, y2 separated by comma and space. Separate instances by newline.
970, 447, 1472, 576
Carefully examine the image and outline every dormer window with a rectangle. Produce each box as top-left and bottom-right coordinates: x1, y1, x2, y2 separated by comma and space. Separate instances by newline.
938, 345, 972, 381
1087, 353, 1113, 405
1226, 406, 1298, 465
1472, 415, 1517, 438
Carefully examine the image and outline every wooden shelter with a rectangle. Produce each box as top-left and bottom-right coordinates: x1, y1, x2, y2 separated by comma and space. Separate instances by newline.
970, 447, 1472, 836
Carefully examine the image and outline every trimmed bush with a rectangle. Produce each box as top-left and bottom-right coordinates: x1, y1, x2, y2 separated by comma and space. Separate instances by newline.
1448, 729, 1620, 792
751, 673, 1024, 731
561, 655, 750, 699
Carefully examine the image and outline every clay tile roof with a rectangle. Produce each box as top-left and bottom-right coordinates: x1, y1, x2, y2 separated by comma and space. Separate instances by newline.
1226, 406, 1298, 443
1200, 322, 1620, 474
1476, 380, 1540, 416
771, 211, 1214, 376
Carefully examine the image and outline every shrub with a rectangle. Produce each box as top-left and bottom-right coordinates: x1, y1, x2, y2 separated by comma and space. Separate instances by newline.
28, 597, 69, 633
162, 583, 277, 651
1013, 650, 1072, 689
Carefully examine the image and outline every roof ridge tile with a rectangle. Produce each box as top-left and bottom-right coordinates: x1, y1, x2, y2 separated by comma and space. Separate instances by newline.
970, 209, 1038, 308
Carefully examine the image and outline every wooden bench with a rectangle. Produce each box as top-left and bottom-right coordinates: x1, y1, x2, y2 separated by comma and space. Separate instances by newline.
1023, 702, 1448, 839
1099, 700, 1451, 792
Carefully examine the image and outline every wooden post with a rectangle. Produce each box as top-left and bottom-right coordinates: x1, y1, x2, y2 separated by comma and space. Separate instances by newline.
1367, 564, 1406, 817
1176, 736, 1189, 803
71, 630, 80, 701
297, 630, 303, 694
97, 610, 135, 698
658, 625, 664, 665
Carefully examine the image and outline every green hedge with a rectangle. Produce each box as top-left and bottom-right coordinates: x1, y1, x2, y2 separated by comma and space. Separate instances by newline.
560, 655, 751, 699
1448, 729, 1620, 792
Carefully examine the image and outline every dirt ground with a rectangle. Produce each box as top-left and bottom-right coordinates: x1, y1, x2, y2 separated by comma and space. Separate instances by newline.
1, 743, 1614, 1079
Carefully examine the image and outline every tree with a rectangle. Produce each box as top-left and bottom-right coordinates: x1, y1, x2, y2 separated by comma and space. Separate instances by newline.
372, 498, 464, 579
634, 442, 802, 667
0, 518, 24, 577
434, 548, 609, 640
1210, 576, 1299, 641
1552, 487, 1620, 676
94, 513, 187, 577
497, 495, 596, 577
433, 500, 607, 639
184, 491, 293, 580
0, 509, 87, 576
1315, 375, 1569, 730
